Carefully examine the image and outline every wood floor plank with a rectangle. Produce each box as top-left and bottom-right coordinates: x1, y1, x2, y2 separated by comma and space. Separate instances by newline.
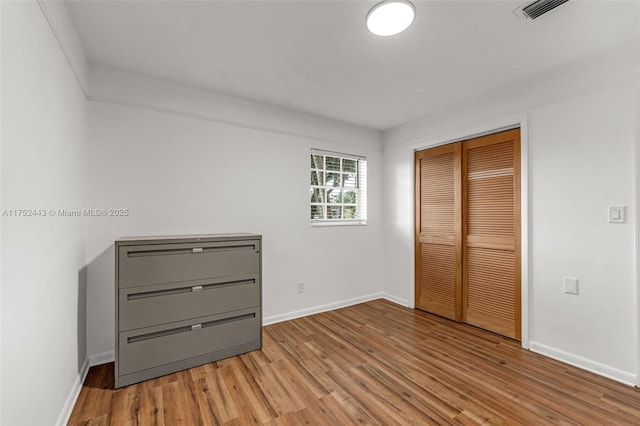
68, 299, 640, 425
160, 381, 188, 425
220, 364, 271, 424
201, 372, 239, 423
107, 384, 141, 426
135, 385, 165, 426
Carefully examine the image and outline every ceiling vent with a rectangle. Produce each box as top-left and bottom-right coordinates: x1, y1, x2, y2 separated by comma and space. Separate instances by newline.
514, 0, 570, 22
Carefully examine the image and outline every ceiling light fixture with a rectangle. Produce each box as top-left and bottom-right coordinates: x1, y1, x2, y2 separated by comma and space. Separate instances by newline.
366, 0, 415, 37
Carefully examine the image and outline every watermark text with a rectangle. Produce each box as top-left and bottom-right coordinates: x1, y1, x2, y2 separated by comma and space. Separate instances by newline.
2, 208, 130, 217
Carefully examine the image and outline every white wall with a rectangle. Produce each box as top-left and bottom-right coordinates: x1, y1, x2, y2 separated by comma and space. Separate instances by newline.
1, 1, 88, 425
528, 85, 636, 380
382, 45, 639, 384
85, 68, 384, 359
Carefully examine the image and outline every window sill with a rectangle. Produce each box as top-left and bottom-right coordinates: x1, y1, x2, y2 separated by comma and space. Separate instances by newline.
311, 221, 367, 227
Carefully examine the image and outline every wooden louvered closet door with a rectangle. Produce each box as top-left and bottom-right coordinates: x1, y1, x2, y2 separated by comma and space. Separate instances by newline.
463, 130, 521, 340
415, 129, 521, 340
414, 144, 462, 321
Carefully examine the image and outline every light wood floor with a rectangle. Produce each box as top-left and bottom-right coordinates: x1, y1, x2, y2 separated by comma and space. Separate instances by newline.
69, 299, 640, 425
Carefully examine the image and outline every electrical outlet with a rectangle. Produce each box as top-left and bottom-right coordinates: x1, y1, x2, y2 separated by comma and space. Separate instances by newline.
563, 277, 578, 295
608, 206, 626, 223
297, 281, 305, 293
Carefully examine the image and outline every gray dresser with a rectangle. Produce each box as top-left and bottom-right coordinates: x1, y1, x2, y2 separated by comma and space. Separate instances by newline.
115, 233, 262, 388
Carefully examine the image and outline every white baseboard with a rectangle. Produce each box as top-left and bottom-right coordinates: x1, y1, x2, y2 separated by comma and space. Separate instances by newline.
263, 292, 390, 325
380, 292, 410, 307
528, 341, 637, 386
89, 350, 115, 366
55, 357, 90, 426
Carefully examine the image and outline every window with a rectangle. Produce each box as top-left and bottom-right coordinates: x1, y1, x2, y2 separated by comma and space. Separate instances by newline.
310, 149, 367, 225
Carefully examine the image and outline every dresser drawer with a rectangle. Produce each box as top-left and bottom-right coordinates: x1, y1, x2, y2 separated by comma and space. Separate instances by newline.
118, 239, 260, 288
119, 274, 260, 331
118, 308, 261, 376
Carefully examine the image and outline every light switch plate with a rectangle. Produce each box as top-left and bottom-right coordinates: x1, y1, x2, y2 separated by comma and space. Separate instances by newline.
563, 277, 578, 295
608, 206, 626, 223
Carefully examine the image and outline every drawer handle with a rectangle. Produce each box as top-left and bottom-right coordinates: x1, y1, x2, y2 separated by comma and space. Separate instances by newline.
127, 313, 256, 344
127, 325, 191, 343
202, 313, 256, 329
127, 279, 256, 300
127, 244, 257, 258
127, 287, 191, 300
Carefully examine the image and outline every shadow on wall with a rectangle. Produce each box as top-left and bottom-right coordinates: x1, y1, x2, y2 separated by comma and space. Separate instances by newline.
77, 266, 88, 372
86, 245, 116, 363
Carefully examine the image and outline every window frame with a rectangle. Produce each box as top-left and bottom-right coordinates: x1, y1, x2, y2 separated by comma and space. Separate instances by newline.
310, 149, 367, 226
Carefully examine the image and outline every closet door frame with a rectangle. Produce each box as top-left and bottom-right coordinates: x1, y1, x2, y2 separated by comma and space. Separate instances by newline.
411, 120, 530, 348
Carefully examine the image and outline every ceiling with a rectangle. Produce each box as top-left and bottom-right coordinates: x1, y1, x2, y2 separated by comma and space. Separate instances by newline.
65, 0, 639, 130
